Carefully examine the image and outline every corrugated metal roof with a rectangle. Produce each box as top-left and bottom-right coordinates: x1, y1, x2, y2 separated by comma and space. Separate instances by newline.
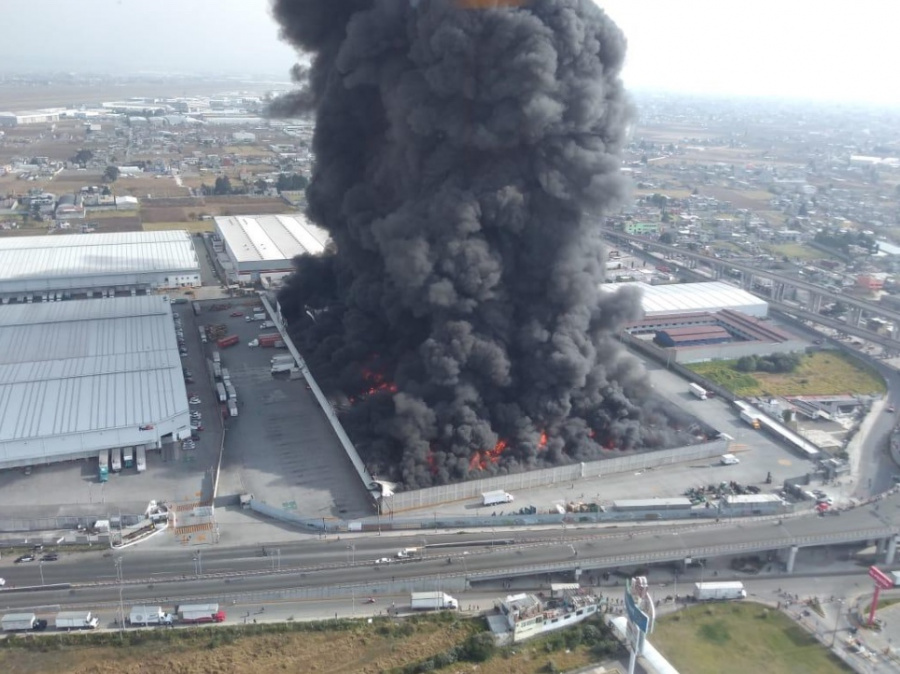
601, 281, 768, 317
215, 214, 330, 264
0, 231, 198, 281
0, 295, 186, 443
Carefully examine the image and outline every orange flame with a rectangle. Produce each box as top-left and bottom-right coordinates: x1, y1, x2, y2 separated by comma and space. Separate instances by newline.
469, 438, 508, 471
539, 431, 548, 450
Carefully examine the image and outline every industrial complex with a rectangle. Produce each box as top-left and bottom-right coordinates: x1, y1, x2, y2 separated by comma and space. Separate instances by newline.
0, 294, 189, 470
603, 281, 769, 318
0, 230, 200, 303
212, 213, 331, 285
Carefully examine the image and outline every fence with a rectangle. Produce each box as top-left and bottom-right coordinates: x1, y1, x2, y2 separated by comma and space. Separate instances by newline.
0, 514, 143, 534
385, 438, 729, 511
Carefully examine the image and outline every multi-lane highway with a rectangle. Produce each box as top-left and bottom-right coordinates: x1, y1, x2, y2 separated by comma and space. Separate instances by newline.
2, 490, 898, 614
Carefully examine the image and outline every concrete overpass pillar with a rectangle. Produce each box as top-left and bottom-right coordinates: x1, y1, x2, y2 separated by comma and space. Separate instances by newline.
786, 546, 799, 574
849, 306, 863, 328
886, 536, 899, 566
810, 294, 822, 314
741, 273, 753, 290
893, 321, 900, 342
877, 538, 887, 555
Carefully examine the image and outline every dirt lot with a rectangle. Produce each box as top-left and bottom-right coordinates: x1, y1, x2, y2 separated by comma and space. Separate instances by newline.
142, 197, 294, 223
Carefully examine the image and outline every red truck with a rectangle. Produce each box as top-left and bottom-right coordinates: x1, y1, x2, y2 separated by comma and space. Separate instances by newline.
258, 333, 282, 348
177, 604, 226, 624
217, 335, 239, 348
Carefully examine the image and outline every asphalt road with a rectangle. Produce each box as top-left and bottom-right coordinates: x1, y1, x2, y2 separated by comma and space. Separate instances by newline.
2, 490, 898, 613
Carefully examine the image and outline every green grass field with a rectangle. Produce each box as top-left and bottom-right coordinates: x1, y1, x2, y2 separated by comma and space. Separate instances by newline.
687, 351, 886, 397
653, 602, 852, 674
767, 242, 833, 261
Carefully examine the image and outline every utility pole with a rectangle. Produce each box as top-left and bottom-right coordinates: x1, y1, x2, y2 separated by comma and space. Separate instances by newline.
39, 560, 44, 586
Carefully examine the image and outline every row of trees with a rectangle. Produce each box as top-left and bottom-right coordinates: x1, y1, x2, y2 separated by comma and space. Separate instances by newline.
735, 353, 802, 374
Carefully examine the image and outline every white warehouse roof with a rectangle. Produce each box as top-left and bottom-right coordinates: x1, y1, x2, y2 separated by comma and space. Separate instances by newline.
215, 214, 330, 266
0, 230, 199, 293
601, 281, 768, 318
0, 295, 189, 467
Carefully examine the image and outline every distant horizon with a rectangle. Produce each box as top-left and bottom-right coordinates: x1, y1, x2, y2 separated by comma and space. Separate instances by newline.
1, 0, 897, 108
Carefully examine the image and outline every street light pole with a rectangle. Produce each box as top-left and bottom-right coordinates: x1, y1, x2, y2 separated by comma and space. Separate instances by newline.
39, 561, 44, 586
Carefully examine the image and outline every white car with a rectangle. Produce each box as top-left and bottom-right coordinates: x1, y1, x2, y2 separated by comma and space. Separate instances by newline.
182, 442, 195, 450
375, 558, 392, 565
190, 413, 202, 420
0, 577, 5, 587
189, 397, 202, 405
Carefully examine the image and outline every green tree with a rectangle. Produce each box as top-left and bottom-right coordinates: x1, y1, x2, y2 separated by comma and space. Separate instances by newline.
71, 149, 93, 166
459, 632, 496, 663
103, 165, 120, 182
214, 175, 232, 195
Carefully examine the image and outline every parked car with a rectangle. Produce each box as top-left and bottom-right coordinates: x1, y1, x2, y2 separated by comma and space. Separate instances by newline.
184, 378, 195, 384
189, 397, 202, 405
230, 311, 244, 317
191, 433, 201, 441
14, 555, 35, 563
191, 424, 204, 432
41, 554, 58, 562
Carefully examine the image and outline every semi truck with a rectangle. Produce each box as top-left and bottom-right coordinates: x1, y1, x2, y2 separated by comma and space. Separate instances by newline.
216, 382, 227, 403
228, 400, 238, 418
258, 333, 282, 348
212, 351, 221, 365
482, 490, 514, 506
55, 611, 100, 630
198, 326, 207, 343
693, 582, 746, 601
123, 446, 134, 469
259, 320, 275, 329
128, 606, 174, 626
225, 382, 237, 400
177, 603, 226, 624
1, 613, 41, 632
222, 368, 231, 383
98, 450, 109, 482
689, 383, 708, 399
111, 447, 122, 472
271, 360, 296, 374
245, 312, 266, 322
213, 362, 222, 379
217, 335, 239, 348
410, 592, 459, 611
136, 446, 147, 473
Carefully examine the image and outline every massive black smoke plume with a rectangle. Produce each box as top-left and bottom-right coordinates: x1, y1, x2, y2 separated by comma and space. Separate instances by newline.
273, 0, 681, 488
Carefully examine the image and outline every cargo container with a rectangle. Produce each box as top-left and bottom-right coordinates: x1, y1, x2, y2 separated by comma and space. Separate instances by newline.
136, 446, 146, 473
216, 383, 227, 402
177, 604, 226, 624
98, 450, 109, 482
111, 447, 122, 472
212, 351, 221, 365
225, 382, 237, 400
55, 611, 99, 630
222, 367, 231, 383
217, 335, 239, 348
228, 400, 238, 418
213, 362, 222, 379
259, 320, 275, 329
128, 606, 173, 626
689, 383, 708, 399
123, 446, 134, 469
258, 333, 281, 348
245, 312, 266, 322
411, 592, 459, 611
271, 353, 294, 365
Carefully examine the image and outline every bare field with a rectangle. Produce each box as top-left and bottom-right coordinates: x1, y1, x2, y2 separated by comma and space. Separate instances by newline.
142, 197, 293, 224
0, 81, 277, 112
701, 186, 774, 210
143, 221, 215, 233
114, 176, 191, 199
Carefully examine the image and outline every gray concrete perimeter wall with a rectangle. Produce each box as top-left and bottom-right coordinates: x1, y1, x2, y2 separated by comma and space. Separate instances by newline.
386, 438, 729, 511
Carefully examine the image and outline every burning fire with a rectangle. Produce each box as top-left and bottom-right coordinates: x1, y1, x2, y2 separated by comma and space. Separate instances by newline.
469, 438, 508, 472
539, 431, 548, 450
358, 368, 398, 398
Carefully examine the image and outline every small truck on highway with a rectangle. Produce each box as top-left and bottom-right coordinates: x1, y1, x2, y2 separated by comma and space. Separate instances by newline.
739, 410, 761, 429
177, 603, 226, 624
689, 383, 708, 399
129, 606, 174, 626
410, 592, 459, 611
55, 611, 100, 630
1, 612, 43, 632
693, 581, 747, 601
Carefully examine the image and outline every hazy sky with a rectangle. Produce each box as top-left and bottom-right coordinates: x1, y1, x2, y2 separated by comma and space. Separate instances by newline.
1, 0, 896, 106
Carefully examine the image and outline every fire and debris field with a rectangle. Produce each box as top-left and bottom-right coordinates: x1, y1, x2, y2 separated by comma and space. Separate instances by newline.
0, 615, 621, 674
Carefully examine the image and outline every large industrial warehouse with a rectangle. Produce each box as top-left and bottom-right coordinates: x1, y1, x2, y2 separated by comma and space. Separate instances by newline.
0, 295, 190, 470
0, 230, 200, 303
602, 281, 769, 318
213, 213, 331, 284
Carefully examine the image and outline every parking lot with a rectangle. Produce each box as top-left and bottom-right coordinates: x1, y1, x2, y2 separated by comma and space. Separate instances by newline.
200, 301, 375, 521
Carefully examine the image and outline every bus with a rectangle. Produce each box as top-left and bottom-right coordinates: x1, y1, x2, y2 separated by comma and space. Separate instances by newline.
98, 451, 109, 482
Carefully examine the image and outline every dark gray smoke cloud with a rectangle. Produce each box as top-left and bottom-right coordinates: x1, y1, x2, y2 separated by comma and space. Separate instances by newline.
273, 0, 683, 488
